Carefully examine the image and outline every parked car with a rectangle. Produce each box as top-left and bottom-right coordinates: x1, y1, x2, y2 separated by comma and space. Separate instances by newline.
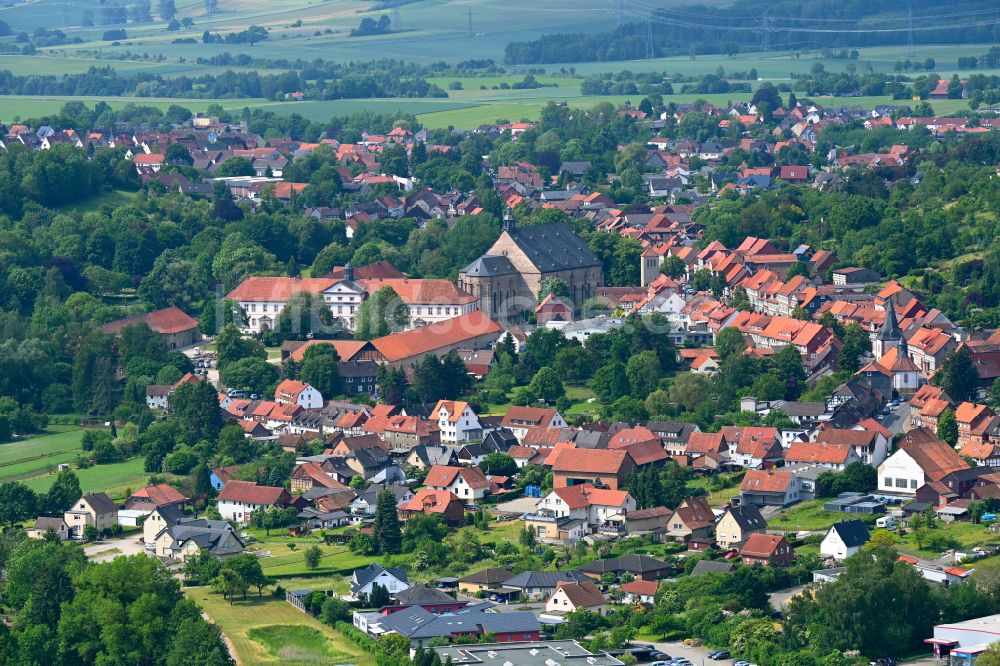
709, 650, 731, 660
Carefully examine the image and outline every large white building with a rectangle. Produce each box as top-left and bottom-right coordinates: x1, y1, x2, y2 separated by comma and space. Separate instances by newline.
226, 270, 477, 335
432, 400, 482, 444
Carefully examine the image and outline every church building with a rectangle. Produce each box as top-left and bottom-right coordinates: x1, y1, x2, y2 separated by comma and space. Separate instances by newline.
458, 217, 603, 322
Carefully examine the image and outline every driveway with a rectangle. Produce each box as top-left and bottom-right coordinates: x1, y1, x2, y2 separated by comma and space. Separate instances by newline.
647, 641, 717, 665
84, 535, 151, 563
768, 584, 806, 610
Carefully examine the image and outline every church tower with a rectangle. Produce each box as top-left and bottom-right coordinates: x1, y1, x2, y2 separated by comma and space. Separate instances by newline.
873, 298, 902, 358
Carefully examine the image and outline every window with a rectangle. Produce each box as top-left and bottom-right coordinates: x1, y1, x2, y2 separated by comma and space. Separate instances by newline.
895, 478, 907, 488
910, 480, 918, 489
884, 477, 892, 487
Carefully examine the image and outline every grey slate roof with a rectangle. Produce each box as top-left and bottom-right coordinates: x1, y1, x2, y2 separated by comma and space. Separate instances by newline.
507, 222, 602, 273
724, 504, 767, 532
829, 519, 871, 548
458, 566, 515, 585
351, 564, 409, 593
504, 569, 590, 590
690, 560, 735, 576
579, 554, 671, 576
81, 492, 118, 514
161, 518, 244, 557
460, 254, 517, 278
393, 584, 458, 606
380, 606, 540, 640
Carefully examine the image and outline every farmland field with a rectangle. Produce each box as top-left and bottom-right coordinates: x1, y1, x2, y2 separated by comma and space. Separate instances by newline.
184, 587, 375, 666
22, 456, 148, 500
0, 427, 86, 483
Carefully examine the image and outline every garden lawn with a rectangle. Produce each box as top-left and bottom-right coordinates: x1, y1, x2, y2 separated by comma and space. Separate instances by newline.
184, 587, 374, 666
770, 499, 846, 532
254, 539, 386, 578
896, 520, 996, 560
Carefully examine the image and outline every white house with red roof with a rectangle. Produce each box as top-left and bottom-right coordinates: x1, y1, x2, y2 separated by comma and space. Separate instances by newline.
533, 483, 636, 526
423, 465, 493, 504
275, 380, 323, 409
433, 400, 482, 444
500, 406, 567, 442
216, 480, 291, 524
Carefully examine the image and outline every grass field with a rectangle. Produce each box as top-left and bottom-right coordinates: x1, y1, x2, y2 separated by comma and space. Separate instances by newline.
184, 587, 375, 666
22, 456, 148, 500
0, 427, 86, 483
770, 499, 847, 532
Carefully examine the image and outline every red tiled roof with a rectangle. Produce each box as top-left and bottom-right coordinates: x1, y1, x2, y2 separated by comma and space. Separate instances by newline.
815, 429, 875, 447
501, 407, 561, 430
358, 278, 476, 305
552, 483, 631, 509
785, 441, 853, 465
289, 340, 375, 363
607, 427, 660, 449
741, 533, 788, 558
226, 277, 336, 302
685, 432, 725, 455
217, 480, 288, 505
424, 465, 491, 490
550, 448, 630, 475
741, 469, 794, 493
100, 306, 198, 335
372, 312, 502, 363
611, 439, 669, 466
398, 488, 462, 514
619, 579, 659, 597
553, 580, 605, 609
131, 483, 186, 506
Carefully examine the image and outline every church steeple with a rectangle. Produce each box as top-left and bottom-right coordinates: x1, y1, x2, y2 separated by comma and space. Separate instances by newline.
502, 207, 515, 233
874, 298, 902, 358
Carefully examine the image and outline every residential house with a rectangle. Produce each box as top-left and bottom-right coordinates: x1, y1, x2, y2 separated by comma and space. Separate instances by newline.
525, 483, 635, 540
216, 481, 291, 524
500, 406, 567, 442
820, 425, 891, 466
820, 520, 871, 560
350, 563, 410, 601
503, 570, 591, 600
578, 554, 672, 581
433, 400, 482, 444
142, 504, 186, 544
666, 496, 715, 542
784, 441, 860, 470
740, 469, 803, 507
372, 606, 540, 646
405, 445, 458, 471
154, 518, 245, 561
550, 448, 636, 490
99, 306, 200, 350
424, 465, 493, 504
27, 517, 69, 541
397, 489, 466, 526
877, 429, 974, 496
619, 579, 660, 606
741, 534, 794, 567
722, 426, 784, 469
715, 504, 768, 550
457, 567, 515, 595
123, 483, 188, 512
64, 492, 118, 538
275, 380, 324, 409
544, 581, 606, 616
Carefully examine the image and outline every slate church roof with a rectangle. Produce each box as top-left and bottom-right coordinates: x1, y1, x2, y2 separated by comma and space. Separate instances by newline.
507, 222, 602, 272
